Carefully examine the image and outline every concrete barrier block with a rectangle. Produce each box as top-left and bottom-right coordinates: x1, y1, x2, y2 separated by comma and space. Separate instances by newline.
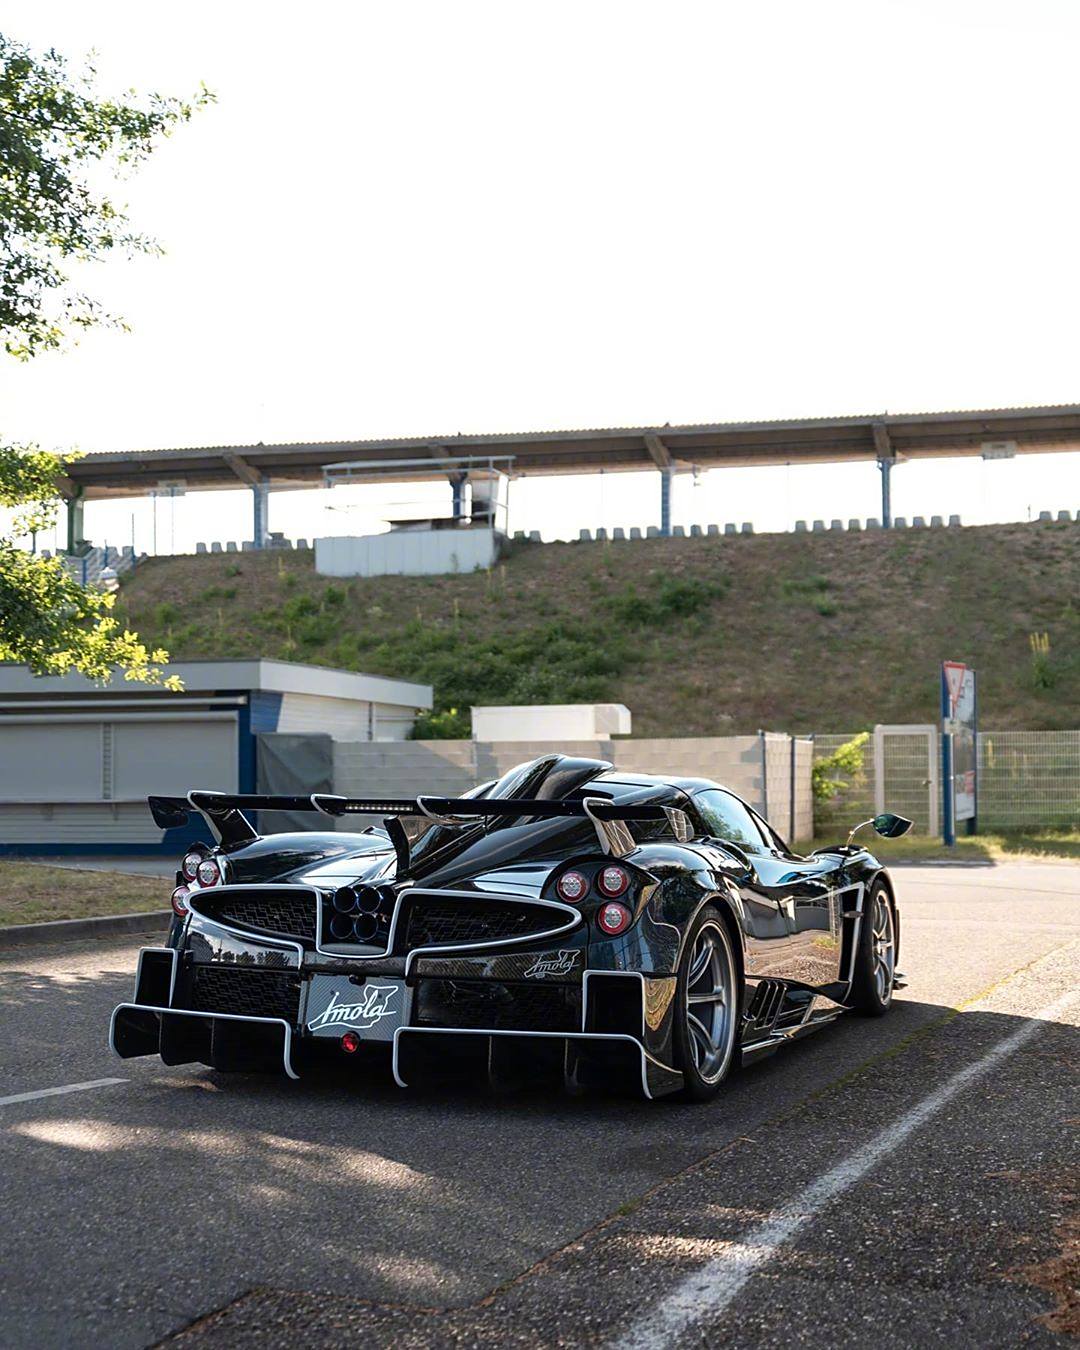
1057, 510, 1071, 522
196, 542, 207, 554
513, 530, 527, 541
1038, 510, 1052, 521
528, 531, 541, 542
579, 529, 592, 542
741, 523, 753, 534
210, 541, 223, 553
847, 518, 862, 531
812, 520, 826, 532
948, 514, 961, 526
630, 527, 643, 540
225, 541, 238, 552
612, 527, 626, 541
689, 524, 702, 537
893, 517, 907, 529
241, 541, 255, 552
671, 525, 685, 537
930, 515, 944, 527
912, 516, 926, 528
724, 523, 737, 536
647, 526, 660, 538
830, 519, 844, 531
866, 517, 881, 529
706, 524, 720, 536
794, 520, 807, 532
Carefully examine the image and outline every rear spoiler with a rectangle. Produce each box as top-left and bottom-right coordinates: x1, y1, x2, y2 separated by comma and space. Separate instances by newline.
148, 791, 693, 860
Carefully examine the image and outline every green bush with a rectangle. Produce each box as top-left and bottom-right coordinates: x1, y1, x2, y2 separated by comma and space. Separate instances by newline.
812, 731, 869, 806
411, 707, 471, 739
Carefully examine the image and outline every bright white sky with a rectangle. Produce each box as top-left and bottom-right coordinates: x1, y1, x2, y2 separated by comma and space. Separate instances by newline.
3, 0, 1080, 552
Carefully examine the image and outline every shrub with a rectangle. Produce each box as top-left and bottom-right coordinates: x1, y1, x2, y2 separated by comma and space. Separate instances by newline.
812, 731, 870, 806
411, 707, 470, 739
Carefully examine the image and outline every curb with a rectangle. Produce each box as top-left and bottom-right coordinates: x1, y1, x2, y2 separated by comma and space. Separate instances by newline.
0, 910, 170, 950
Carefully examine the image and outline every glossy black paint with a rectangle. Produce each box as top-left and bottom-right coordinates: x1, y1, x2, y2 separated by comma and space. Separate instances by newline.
121, 755, 901, 1097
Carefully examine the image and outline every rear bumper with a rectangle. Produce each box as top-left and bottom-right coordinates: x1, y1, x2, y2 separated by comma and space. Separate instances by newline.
109, 944, 683, 1097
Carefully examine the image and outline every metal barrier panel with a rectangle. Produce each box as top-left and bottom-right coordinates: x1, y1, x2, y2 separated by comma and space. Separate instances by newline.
978, 730, 1080, 829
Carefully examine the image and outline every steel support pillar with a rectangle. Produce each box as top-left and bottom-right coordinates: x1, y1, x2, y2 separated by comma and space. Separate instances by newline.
878, 457, 895, 528
252, 480, 269, 548
660, 468, 673, 536
451, 472, 467, 521
65, 489, 85, 554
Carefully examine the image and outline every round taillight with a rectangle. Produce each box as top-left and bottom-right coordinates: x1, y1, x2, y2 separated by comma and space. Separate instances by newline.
597, 901, 632, 936
557, 870, 589, 902
340, 1031, 361, 1054
196, 858, 221, 888
597, 865, 630, 897
171, 886, 190, 917
180, 850, 204, 882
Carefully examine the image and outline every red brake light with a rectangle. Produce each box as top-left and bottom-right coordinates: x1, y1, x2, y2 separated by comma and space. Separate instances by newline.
340, 1031, 361, 1054
171, 886, 190, 917
557, 870, 588, 902
597, 865, 630, 897
196, 858, 221, 888
597, 901, 632, 935
180, 850, 204, 882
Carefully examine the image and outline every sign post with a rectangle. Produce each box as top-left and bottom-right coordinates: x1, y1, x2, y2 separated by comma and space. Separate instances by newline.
941, 660, 977, 846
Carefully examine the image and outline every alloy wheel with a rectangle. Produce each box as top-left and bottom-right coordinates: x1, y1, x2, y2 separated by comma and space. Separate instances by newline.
872, 892, 895, 1003
684, 921, 736, 1084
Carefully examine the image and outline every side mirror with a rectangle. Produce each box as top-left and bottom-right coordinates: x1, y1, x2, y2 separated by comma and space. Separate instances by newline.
873, 812, 913, 838
844, 812, 914, 847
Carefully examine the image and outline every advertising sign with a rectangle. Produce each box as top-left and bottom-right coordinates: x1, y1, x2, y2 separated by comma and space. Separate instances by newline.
941, 661, 977, 843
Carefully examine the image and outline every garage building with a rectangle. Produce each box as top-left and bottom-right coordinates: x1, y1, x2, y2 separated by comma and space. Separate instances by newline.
0, 659, 432, 856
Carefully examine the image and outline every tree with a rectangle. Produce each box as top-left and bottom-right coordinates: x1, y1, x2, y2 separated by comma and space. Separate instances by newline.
0, 32, 210, 685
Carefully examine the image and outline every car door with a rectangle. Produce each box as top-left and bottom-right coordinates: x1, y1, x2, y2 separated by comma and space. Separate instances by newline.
692, 789, 843, 988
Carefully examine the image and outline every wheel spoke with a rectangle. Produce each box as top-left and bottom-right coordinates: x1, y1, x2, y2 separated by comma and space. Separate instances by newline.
688, 938, 713, 987
688, 1012, 716, 1061
688, 989, 726, 1005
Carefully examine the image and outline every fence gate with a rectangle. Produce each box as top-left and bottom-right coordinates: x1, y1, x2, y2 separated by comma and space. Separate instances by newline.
873, 724, 939, 836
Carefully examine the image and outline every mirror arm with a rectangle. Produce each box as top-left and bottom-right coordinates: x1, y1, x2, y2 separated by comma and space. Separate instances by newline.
845, 818, 876, 848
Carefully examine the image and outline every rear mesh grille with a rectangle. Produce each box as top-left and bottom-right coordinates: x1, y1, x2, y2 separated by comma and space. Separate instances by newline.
405, 900, 568, 950
416, 979, 581, 1031
198, 893, 316, 942
181, 966, 302, 1023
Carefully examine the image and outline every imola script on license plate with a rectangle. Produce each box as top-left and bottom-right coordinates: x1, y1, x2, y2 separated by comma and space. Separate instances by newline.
304, 976, 411, 1042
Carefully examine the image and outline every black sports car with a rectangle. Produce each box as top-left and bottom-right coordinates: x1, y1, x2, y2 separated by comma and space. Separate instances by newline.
110, 753, 911, 1101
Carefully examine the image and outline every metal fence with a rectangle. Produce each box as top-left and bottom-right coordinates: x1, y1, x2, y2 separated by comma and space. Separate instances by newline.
813, 728, 1080, 836
977, 730, 1080, 829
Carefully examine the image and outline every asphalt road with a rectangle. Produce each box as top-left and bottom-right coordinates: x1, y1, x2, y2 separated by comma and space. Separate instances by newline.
1, 862, 1077, 1348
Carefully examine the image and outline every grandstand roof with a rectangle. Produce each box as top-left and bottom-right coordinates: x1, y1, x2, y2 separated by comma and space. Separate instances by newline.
62, 403, 1080, 498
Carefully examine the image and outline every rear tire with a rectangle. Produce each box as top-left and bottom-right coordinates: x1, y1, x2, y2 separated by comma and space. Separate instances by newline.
673, 906, 739, 1101
850, 881, 896, 1016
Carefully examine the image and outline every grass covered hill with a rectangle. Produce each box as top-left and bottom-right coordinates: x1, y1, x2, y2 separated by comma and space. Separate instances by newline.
115, 519, 1080, 737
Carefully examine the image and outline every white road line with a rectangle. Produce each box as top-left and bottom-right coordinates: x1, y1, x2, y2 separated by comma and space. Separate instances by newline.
613, 987, 1080, 1350
0, 1077, 128, 1108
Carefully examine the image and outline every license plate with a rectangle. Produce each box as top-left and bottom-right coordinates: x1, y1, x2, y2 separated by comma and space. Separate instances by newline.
304, 975, 410, 1043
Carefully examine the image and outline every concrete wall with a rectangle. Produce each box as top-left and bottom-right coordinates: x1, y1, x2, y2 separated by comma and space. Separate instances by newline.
316, 528, 500, 578
332, 734, 813, 838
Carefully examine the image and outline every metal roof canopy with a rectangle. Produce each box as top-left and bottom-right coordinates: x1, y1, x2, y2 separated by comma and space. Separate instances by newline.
60, 404, 1080, 501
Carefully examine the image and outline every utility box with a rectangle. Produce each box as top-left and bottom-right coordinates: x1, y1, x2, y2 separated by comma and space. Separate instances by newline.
470, 704, 631, 742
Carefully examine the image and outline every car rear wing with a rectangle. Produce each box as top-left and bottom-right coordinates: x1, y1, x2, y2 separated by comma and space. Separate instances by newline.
148, 790, 693, 860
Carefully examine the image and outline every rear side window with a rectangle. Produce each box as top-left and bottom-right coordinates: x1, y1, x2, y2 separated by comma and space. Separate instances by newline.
693, 790, 770, 854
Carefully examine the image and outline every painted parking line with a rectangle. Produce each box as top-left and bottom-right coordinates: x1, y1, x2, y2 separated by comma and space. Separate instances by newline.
614, 985, 1080, 1350
0, 1078, 128, 1108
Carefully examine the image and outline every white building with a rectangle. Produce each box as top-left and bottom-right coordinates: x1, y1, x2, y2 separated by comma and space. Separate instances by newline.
0, 659, 431, 856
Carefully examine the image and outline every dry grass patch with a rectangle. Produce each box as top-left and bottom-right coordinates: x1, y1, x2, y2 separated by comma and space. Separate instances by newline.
0, 862, 168, 927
